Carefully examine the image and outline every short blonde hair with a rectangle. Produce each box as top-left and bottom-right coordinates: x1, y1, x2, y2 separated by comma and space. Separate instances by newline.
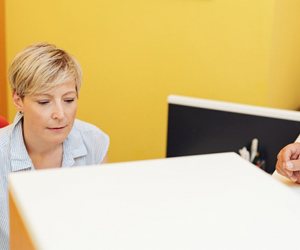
9, 42, 82, 97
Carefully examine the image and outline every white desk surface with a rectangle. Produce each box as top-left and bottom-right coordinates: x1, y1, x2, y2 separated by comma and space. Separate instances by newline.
9, 152, 300, 250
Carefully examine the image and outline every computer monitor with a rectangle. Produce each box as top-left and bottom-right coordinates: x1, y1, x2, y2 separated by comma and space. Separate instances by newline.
166, 95, 300, 174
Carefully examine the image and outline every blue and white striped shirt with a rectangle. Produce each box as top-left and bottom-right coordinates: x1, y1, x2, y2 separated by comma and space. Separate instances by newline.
0, 112, 109, 250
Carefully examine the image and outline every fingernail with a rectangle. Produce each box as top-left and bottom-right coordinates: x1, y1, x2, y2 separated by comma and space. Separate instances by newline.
286, 161, 294, 170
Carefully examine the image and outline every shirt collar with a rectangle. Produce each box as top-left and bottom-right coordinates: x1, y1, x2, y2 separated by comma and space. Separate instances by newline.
61, 120, 88, 167
10, 113, 88, 171
10, 112, 33, 172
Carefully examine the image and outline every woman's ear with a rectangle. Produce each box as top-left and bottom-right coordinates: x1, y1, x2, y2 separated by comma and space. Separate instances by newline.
12, 92, 24, 112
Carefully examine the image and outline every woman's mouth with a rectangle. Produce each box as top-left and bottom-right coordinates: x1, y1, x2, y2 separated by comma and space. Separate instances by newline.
47, 125, 67, 131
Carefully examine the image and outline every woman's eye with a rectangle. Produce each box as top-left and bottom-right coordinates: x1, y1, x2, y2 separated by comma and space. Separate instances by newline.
37, 100, 49, 105
64, 99, 75, 103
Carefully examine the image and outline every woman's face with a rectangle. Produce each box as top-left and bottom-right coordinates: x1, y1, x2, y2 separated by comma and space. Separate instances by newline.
14, 80, 78, 147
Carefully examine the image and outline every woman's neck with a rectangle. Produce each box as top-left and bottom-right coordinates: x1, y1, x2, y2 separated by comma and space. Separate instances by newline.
28, 146, 63, 170
22, 124, 64, 169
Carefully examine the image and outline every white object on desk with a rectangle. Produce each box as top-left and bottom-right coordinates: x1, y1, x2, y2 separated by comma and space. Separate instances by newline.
295, 133, 300, 143
9, 152, 300, 250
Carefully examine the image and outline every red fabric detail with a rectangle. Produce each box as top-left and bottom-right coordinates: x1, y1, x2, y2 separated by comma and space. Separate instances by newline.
0, 116, 9, 128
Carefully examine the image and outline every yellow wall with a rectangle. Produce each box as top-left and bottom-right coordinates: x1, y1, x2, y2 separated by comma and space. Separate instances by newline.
5, 0, 300, 162
268, 0, 300, 109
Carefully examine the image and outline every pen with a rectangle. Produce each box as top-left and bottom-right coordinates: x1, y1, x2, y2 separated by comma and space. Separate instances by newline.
295, 134, 300, 143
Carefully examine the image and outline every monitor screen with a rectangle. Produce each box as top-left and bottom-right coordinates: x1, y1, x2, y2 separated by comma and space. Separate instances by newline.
166, 95, 300, 174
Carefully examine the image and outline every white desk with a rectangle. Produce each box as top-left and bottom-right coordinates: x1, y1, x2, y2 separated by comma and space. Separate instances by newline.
9, 152, 300, 250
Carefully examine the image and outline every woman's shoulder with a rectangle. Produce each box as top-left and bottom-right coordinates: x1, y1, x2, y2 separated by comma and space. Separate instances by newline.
0, 113, 24, 149
73, 119, 107, 135
72, 119, 109, 145
71, 119, 110, 163
0, 124, 13, 148
0, 125, 14, 164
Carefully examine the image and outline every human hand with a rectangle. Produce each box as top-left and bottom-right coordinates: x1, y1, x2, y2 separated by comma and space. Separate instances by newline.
276, 142, 300, 183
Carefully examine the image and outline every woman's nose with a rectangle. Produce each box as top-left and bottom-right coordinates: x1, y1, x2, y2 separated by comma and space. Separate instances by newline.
51, 104, 65, 120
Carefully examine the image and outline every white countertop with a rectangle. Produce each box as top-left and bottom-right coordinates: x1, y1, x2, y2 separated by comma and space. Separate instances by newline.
9, 152, 300, 250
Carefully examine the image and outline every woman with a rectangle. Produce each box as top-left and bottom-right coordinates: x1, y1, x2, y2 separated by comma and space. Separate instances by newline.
0, 43, 109, 249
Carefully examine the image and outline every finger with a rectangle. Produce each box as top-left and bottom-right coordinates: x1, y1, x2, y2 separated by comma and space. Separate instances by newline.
277, 143, 300, 162
276, 162, 293, 178
276, 160, 286, 175
276, 167, 285, 177
284, 160, 300, 171
291, 154, 300, 160
292, 171, 300, 183
277, 147, 292, 161
283, 169, 294, 180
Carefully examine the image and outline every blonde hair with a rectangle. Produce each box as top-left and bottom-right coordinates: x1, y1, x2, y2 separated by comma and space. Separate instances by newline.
9, 42, 82, 97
